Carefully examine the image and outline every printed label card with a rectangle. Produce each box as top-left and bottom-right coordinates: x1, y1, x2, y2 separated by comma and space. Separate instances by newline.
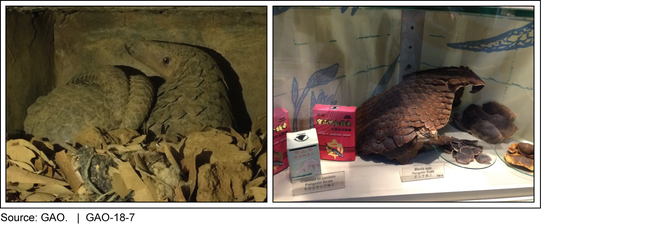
291, 171, 345, 196
400, 163, 445, 182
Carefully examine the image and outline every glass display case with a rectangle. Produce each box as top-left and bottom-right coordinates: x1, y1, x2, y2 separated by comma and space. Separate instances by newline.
272, 6, 536, 202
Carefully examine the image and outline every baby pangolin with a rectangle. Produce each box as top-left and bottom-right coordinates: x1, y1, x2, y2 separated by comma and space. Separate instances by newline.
125, 40, 234, 139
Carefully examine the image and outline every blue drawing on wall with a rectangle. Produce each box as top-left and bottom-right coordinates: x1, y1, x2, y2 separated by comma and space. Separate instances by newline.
447, 22, 533, 53
273, 6, 292, 16
371, 54, 400, 97
309, 90, 338, 128
341, 7, 359, 16
291, 63, 339, 131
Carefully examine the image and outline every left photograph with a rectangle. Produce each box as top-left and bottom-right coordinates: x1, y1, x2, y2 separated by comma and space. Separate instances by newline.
5, 6, 267, 202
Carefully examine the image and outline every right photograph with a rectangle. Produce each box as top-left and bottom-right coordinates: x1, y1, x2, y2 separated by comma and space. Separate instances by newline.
272, 6, 535, 202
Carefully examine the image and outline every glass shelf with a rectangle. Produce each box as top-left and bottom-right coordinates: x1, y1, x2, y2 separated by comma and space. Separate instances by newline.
495, 139, 534, 177
434, 127, 497, 169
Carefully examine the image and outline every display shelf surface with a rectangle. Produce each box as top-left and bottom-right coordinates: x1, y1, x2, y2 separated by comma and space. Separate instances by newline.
274, 129, 534, 202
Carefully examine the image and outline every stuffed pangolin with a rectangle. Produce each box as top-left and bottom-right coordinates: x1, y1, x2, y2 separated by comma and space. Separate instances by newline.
356, 66, 485, 164
23, 66, 154, 144
125, 40, 234, 138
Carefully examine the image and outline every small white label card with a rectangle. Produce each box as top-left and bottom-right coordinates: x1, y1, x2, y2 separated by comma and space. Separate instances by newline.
400, 163, 445, 182
291, 171, 345, 196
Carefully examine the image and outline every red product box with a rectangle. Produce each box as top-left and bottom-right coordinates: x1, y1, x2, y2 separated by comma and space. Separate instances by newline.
273, 107, 290, 174
313, 104, 356, 161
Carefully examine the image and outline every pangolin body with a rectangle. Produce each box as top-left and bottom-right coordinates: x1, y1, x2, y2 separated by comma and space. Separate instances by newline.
125, 41, 234, 138
23, 66, 154, 144
356, 66, 485, 164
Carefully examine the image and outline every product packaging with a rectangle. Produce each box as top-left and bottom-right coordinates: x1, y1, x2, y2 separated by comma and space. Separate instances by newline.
286, 128, 321, 179
273, 107, 290, 174
313, 104, 356, 161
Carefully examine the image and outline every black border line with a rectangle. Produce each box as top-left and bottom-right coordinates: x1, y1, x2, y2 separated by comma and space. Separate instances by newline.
3, 4, 269, 206
270, 4, 540, 207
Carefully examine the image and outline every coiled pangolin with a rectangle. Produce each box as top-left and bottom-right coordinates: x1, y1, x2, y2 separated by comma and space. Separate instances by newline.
125, 41, 234, 138
23, 66, 154, 144
356, 66, 485, 164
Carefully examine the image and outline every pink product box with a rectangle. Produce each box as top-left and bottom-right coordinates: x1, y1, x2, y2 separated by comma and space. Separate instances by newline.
312, 104, 356, 161
273, 107, 290, 174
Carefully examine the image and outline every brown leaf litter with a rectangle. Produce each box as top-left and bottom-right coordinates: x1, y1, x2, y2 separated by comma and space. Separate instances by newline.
5, 114, 267, 202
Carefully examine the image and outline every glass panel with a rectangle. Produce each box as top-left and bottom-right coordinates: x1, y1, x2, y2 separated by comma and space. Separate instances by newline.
273, 6, 534, 166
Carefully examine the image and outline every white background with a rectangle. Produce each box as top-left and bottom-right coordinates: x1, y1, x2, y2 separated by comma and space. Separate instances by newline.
3, 0, 648, 225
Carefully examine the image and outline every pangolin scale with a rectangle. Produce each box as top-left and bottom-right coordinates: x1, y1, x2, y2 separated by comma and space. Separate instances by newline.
356, 66, 485, 164
23, 66, 154, 144
125, 41, 234, 138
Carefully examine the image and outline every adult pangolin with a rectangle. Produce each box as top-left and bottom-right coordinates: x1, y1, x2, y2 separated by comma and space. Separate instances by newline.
125, 41, 234, 138
23, 66, 154, 144
356, 66, 485, 164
